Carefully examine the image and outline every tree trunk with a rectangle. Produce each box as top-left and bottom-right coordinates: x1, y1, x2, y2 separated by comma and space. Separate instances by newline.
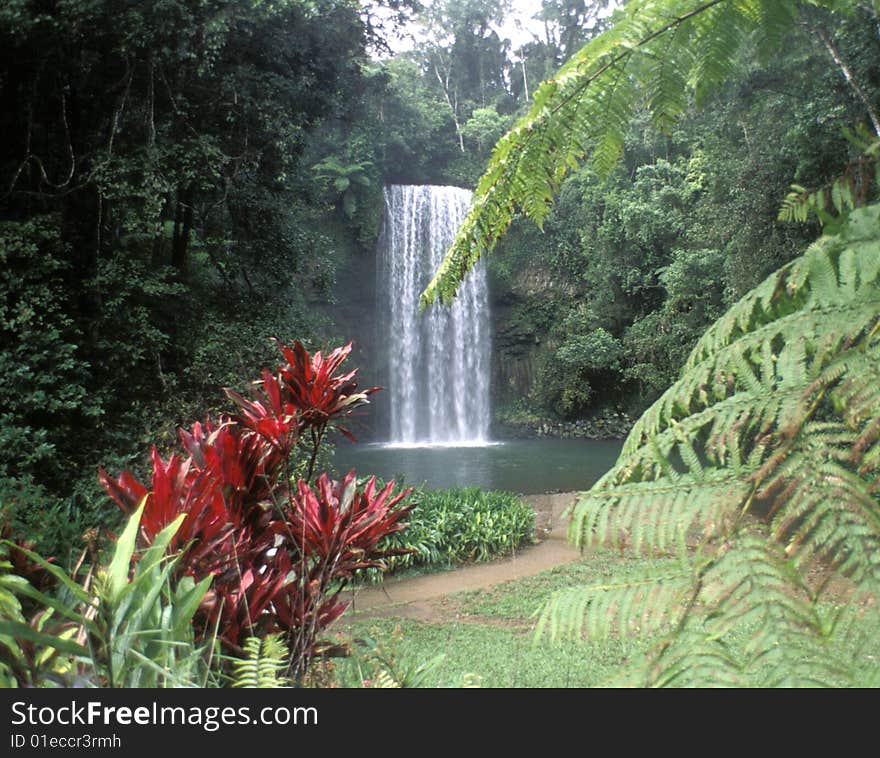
171, 185, 194, 269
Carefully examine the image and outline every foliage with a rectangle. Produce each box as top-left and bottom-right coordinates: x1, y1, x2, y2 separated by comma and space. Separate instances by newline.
99, 339, 413, 681
312, 155, 375, 221
363, 57, 462, 184
365, 485, 535, 577
0, 0, 377, 548
338, 604, 650, 688
230, 634, 290, 688
0, 218, 97, 489
420, 0, 876, 307
779, 124, 880, 231
536, 319, 625, 417
534, 204, 880, 686
0, 521, 66, 687
462, 106, 514, 157
0, 504, 212, 688
494, 148, 737, 416
336, 630, 452, 688
621, 245, 728, 404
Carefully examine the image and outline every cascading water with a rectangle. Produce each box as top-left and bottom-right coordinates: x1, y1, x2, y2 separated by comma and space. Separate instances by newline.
378, 185, 491, 446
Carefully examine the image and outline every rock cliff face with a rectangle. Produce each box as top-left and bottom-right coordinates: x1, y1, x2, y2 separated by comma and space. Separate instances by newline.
492, 296, 540, 401
489, 261, 567, 408
329, 217, 622, 443
313, 219, 385, 441
492, 410, 634, 441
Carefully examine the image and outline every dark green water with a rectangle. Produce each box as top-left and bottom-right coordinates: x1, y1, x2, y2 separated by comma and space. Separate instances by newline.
332, 438, 624, 494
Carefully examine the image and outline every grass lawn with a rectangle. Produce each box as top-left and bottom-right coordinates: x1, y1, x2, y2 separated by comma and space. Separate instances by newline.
332, 546, 880, 688
333, 549, 677, 688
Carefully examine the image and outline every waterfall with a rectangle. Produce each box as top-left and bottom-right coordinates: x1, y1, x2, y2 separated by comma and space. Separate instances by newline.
378, 185, 491, 445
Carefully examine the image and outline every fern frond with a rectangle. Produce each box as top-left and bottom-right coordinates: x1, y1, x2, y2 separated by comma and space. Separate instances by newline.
778, 129, 879, 230
535, 204, 880, 686
744, 592, 880, 687
533, 567, 695, 644
421, 0, 854, 307
570, 471, 750, 553
640, 534, 871, 687
644, 630, 744, 687
231, 634, 289, 688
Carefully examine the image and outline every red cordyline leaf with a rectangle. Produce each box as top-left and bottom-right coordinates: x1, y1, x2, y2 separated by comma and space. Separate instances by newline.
275, 340, 379, 432
180, 417, 285, 514
225, 368, 299, 454
273, 583, 348, 634
283, 471, 414, 576
200, 546, 294, 649
99, 447, 230, 558
97, 468, 148, 515
100, 417, 291, 648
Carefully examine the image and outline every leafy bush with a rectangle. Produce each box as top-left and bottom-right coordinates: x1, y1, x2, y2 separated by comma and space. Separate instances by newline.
99, 339, 414, 681
369, 486, 535, 577
537, 325, 625, 418
0, 505, 212, 688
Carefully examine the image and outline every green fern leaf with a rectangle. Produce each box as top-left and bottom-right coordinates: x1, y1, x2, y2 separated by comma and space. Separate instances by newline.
232, 634, 290, 688
535, 204, 880, 686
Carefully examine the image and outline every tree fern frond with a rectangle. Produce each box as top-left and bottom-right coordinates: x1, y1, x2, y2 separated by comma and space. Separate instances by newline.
421, 0, 858, 307
231, 634, 289, 688
535, 204, 880, 686
813, 597, 880, 686
688, 0, 751, 105
570, 472, 749, 553
746, 594, 880, 687
641, 534, 861, 687
766, 438, 880, 591
533, 568, 695, 644
778, 129, 879, 230
700, 534, 817, 636
643, 23, 695, 133
751, 0, 802, 60
644, 629, 744, 687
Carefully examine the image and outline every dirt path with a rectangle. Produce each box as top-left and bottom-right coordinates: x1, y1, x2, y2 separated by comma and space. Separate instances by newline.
343, 492, 582, 621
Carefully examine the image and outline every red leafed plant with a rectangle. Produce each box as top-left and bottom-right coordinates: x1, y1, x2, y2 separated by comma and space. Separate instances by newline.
275, 471, 415, 679
226, 339, 378, 481
98, 339, 412, 678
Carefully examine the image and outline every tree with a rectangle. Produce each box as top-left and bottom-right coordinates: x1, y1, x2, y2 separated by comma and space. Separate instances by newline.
0, 0, 380, 554
411, 0, 513, 153
420, 0, 880, 307
509, 0, 612, 101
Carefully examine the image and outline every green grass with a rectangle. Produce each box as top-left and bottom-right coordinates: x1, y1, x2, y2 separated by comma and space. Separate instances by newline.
334, 616, 655, 688
333, 547, 880, 687
454, 551, 677, 622
335, 549, 676, 687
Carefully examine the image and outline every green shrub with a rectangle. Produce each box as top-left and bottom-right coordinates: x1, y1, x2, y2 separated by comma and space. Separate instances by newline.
368, 485, 535, 578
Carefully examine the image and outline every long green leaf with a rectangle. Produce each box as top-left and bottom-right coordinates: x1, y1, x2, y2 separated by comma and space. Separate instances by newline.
0, 541, 92, 606
105, 500, 145, 602
0, 621, 88, 658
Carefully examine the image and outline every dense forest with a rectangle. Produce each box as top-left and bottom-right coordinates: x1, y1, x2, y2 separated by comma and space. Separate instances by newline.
2, 0, 879, 551
2, 0, 880, 690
